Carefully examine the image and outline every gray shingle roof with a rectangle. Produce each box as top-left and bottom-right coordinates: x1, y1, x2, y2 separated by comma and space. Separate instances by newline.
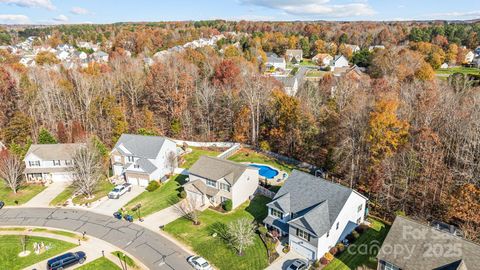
377, 216, 480, 270
114, 134, 168, 159
267, 56, 285, 64
267, 170, 353, 236
128, 158, 157, 174
25, 143, 86, 161
188, 156, 254, 185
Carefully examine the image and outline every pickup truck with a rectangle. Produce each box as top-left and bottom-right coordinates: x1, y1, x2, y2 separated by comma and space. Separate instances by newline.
108, 183, 132, 199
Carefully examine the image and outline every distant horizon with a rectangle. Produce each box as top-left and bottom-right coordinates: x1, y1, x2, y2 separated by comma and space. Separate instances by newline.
0, 0, 479, 25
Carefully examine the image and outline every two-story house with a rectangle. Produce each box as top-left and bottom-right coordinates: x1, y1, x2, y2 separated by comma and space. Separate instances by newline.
183, 156, 259, 209
377, 216, 480, 270
23, 143, 85, 182
110, 134, 177, 187
263, 170, 368, 261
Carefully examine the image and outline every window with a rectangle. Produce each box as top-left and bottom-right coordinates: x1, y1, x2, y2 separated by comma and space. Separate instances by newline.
65, 160, 72, 166
270, 208, 283, 219
296, 228, 310, 241
357, 217, 361, 224
219, 182, 231, 192
134, 164, 140, 169
29, 161, 41, 167
127, 156, 135, 162
336, 222, 339, 230
53, 160, 61, 166
357, 204, 363, 213
327, 231, 329, 237
206, 179, 216, 188
220, 196, 228, 203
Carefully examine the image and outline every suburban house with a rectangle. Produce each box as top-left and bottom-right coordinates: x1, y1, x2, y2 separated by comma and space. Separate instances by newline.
369, 45, 386, 52
330, 55, 349, 70
263, 170, 368, 260
464, 51, 475, 63
274, 76, 299, 96
286, 49, 303, 63
93, 51, 109, 62
377, 216, 480, 270
110, 134, 178, 186
183, 156, 259, 209
344, 44, 360, 53
266, 53, 286, 71
23, 143, 85, 182
312, 53, 333, 66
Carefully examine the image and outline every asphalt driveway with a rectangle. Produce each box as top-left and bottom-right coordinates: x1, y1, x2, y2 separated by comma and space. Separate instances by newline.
0, 207, 191, 270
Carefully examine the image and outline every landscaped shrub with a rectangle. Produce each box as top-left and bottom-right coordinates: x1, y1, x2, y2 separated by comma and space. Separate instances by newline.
346, 232, 356, 242
146, 181, 160, 192
324, 252, 334, 261
335, 243, 345, 253
352, 230, 360, 240
222, 199, 232, 211
258, 226, 268, 235
179, 190, 187, 199
355, 224, 370, 234
329, 247, 338, 256
319, 257, 329, 265
282, 244, 290, 253
313, 260, 320, 268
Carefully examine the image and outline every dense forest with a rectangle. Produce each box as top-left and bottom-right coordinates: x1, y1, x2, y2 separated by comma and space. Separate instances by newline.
0, 20, 479, 241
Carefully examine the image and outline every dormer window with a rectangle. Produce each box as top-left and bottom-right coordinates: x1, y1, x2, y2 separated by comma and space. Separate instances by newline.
134, 164, 140, 169
127, 156, 135, 162
270, 208, 283, 219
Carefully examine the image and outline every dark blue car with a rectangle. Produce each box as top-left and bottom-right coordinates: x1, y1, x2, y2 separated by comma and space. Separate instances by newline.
47, 251, 86, 270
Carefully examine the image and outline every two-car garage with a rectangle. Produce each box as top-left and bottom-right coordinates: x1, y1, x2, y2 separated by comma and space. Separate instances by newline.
126, 173, 150, 187
290, 238, 317, 261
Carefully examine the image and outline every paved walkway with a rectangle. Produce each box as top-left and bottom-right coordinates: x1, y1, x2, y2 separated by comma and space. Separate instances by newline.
0, 207, 191, 270
23, 181, 70, 207
90, 185, 144, 215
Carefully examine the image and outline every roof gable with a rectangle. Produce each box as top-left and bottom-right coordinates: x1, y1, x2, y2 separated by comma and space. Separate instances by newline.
114, 134, 168, 159
189, 156, 253, 185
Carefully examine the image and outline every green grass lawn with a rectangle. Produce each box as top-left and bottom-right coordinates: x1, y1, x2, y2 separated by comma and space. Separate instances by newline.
182, 147, 222, 169
123, 174, 187, 218
306, 70, 328, 77
436, 67, 480, 76
324, 218, 390, 270
228, 148, 298, 173
164, 196, 271, 270
49, 185, 76, 206
77, 257, 121, 270
32, 228, 81, 239
300, 59, 317, 66
72, 180, 115, 205
111, 251, 137, 268
0, 235, 76, 270
0, 182, 46, 206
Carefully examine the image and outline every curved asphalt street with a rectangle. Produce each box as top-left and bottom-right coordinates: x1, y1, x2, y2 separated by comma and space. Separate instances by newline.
0, 207, 191, 270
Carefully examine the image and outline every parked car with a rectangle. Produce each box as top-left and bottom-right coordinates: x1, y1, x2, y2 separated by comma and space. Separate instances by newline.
108, 183, 132, 199
187, 255, 212, 270
0, 201, 4, 209
47, 251, 86, 270
287, 259, 309, 270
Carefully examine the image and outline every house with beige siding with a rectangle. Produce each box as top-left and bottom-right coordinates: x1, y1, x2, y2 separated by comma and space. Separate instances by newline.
23, 143, 85, 182
110, 134, 177, 187
183, 156, 259, 209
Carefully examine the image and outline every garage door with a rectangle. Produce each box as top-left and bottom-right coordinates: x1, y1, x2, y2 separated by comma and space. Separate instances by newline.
291, 241, 316, 260
187, 191, 204, 206
52, 173, 72, 182
127, 177, 138, 186
138, 178, 149, 187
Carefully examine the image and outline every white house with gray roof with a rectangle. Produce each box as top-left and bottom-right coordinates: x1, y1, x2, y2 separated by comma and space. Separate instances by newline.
184, 156, 259, 209
263, 170, 368, 260
266, 53, 287, 71
23, 143, 86, 182
110, 134, 177, 186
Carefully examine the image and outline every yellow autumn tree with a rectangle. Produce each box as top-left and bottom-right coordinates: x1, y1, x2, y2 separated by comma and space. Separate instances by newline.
367, 98, 409, 164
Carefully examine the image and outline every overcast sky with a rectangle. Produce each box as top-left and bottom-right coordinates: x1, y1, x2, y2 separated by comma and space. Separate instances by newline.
1, 0, 480, 25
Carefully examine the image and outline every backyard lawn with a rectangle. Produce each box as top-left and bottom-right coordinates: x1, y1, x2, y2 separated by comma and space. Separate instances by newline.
324, 218, 390, 270
436, 67, 480, 76
0, 182, 46, 206
0, 235, 76, 270
164, 196, 271, 270
306, 70, 328, 77
123, 174, 187, 218
181, 147, 222, 169
228, 148, 299, 173
72, 179, 115, 205
77, 257, 121, 270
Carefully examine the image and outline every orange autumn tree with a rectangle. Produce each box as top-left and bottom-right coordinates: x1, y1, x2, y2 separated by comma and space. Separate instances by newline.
447, 183, 480, 241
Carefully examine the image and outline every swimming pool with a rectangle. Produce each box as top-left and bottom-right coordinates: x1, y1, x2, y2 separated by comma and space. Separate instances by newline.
250, 164, 279, 179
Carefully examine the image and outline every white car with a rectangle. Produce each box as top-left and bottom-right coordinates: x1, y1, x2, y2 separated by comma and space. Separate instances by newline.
108, 183, 131, 199
187, 256, 212, 270
287, 259, 309, 270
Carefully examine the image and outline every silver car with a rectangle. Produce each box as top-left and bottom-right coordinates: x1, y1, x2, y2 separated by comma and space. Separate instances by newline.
187, 256, 213, 270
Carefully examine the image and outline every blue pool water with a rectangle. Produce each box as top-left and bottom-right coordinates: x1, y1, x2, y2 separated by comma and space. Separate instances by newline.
250, 164, 279, 179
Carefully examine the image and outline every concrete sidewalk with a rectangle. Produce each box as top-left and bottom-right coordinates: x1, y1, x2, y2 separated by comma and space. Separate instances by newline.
23, 181, 70, 207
